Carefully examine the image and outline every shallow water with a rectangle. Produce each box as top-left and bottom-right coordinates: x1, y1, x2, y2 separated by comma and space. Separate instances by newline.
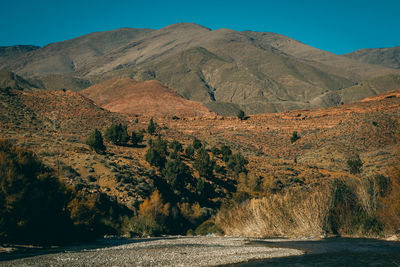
235, 238, 400, 266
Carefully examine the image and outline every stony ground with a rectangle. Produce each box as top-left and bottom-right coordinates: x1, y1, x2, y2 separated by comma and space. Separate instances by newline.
0, 236, 303, 267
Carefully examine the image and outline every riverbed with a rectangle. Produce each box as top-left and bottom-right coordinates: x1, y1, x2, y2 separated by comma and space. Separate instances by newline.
1, 236, 399, 266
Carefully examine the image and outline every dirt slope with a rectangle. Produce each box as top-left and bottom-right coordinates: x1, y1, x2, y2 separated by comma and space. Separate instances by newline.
81, 78, 214, 117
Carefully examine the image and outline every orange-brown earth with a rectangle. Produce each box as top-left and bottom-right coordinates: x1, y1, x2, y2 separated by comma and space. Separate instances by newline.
81, 78, 215, 117
0, 87, 398, 209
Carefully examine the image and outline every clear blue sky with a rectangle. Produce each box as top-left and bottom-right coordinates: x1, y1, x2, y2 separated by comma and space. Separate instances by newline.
1, 0, 399, 54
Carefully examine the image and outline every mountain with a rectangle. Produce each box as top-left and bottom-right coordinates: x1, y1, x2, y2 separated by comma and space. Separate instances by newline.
0, 28, 154, 77
344, 46, 400, 69
2, 23, 400, 114
0, 69, 37, 90
81, 78, 214, 117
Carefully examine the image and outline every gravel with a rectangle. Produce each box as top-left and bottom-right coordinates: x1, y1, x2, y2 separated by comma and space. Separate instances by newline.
1, 236, 303, 266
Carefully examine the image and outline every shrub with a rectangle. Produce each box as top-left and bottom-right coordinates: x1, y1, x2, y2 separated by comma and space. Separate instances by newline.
220, 145, 232, 162
163, 158, 191, 192
237, 110, 246, 120
145, 147, 166, 169
227, 153, 248, 176
211, 146, 220, 156
290, 131, 300, 143
194, 148, 215, 178
104, 124, 130, 146
147, 118, 158, 135
169, 140, 183, 154
86, 129, 106, 153
192, 138, 203, 150
185, 145, 195, 158
347, 154, 363, 174
131, 131, 144, 147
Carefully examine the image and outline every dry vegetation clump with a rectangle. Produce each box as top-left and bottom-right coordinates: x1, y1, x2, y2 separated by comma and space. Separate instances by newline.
216, 174, 394, 238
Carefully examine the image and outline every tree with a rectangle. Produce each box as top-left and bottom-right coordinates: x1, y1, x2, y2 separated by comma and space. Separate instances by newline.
347, 154, 363, 174
227, 153, 248, 176
147, 118, 157, 135
131, 131, 144, 147
145, 147, 166, 170
194, 148, 215, 178
163, 158, 191, 192
290, 131, 300, 143
104, 124, 130, 146
86, 129, 106, 153
237, 110, 246, 120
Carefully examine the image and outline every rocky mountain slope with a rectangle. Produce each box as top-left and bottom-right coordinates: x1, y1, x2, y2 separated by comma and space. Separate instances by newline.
1, 23, 400, 115
344, 46, 400, 69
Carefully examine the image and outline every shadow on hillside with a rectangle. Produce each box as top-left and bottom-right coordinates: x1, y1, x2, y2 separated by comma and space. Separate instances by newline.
233, 237, 400, 266
0, 236, 178, 262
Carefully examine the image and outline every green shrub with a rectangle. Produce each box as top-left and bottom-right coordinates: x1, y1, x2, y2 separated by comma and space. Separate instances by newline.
86, 129, 106, 153
237, 110, 246, 120
185, 145, 195, 158
194, 148, 215, 178
147, 118, 158, 135
131, 131, 144, 147
347, 154, 363, 174
169, 140, 183, 153
290, 131, 300, 143
195, 220, 218, 235
163, 158, 191, 192
192, 138, 203, 150
104, 124, 130, 146
227, 153, 248, 176
220, 145, 232, 162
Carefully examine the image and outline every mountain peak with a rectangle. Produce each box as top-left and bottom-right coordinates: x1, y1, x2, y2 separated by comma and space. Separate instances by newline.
160, 22, 211, 32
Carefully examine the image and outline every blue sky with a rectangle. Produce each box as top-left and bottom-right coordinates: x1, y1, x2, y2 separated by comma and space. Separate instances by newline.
1, 0, 399, 54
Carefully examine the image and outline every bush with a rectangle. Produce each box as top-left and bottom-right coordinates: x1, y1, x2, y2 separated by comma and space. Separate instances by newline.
347, 154, 363, 174
86, 129, 106, 153
169, 140, 183, 153
131, 131, 144, 147
237, 110, 246, 120
290, 131, 300, 143
227, 153, 248, 176
185, 145, 195, 158
145, 147, 166, 169
104, 124, 130, 146
194, 148, 216, 178
147, 118, 158, 135
211, 146, 220, 156
220, 145, 232, 162
163, 158, 191, 192
192, 138, 203, 150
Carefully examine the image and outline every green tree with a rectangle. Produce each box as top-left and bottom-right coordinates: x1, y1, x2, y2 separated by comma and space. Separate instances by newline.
145, 147, 166, 169
147, 118, 157, 135
104, 124, 130, 146
163, 158, 191, 192
194, 148, 215, 178
237, 110, 246, 120
131, 131, 144, 147
347, 154, 363, 174
86, 129, 106, 153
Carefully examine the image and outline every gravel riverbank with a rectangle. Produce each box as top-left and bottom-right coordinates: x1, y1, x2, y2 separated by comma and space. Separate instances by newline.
0, 236, 303, 266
